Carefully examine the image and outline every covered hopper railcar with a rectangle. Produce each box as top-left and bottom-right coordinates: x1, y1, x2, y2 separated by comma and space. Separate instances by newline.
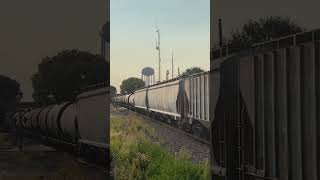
18, 83, 109, 165
113, 71, 211, 139
210, 30, 320, 180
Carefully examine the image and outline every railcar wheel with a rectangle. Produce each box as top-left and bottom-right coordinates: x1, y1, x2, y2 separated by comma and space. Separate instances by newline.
77, 142, 83, 158
192, 123, 203, 138
176, 121, 184, 130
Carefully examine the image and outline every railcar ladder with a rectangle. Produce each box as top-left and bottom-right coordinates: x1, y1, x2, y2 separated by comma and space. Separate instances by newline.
219, 113, 226, 167
233, 102, 244, 180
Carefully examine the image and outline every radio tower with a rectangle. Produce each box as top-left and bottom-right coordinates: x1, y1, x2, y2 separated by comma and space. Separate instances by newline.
155, 25, 161, 82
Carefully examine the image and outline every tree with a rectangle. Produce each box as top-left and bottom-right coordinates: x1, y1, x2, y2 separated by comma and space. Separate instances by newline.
110, 85, 117, 95
0, 75, 22, 122
120, 77, 145, 94
32, 49, 108, 104
226, 16, 305, 48
180, 67, 205, 77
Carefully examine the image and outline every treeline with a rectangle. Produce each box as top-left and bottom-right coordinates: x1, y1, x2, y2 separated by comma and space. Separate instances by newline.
0, 49, 108, 123
112, 67, 205, 95
0, 75, 22, 123
32, 49, 109, 105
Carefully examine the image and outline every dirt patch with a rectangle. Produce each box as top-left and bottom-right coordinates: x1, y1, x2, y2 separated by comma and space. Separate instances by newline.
0, 130, 109, 180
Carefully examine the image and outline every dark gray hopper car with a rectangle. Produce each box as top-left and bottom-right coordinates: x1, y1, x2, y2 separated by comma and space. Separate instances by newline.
210, 30, 320, 180
21, 83, 109, 157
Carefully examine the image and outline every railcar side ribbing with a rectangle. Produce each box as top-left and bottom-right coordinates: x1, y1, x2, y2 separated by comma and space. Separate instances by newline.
210, 30, 320, 180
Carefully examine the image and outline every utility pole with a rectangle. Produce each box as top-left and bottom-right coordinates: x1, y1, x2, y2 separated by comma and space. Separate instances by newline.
100, 22, 109, 60
218, 18, 223, 47
156, 26, 161, 82
171, 51, 174, 79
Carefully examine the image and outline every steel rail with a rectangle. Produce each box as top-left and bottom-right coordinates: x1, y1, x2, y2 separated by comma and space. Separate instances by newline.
115, 104, 210, 146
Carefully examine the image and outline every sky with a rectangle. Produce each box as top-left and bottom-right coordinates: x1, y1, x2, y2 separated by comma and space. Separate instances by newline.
2, 0, 319, 101
111, 0, 210, 92
0, 0, 108, 101
211, 0, 320, 46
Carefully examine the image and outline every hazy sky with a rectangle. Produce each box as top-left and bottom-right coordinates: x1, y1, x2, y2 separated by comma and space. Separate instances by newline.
111, 0, 210, 91
0, 0, 108, 101
211, 0, 320, 46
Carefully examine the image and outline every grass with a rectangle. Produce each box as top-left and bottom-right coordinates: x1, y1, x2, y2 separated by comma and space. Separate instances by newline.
110, 114, 209, 180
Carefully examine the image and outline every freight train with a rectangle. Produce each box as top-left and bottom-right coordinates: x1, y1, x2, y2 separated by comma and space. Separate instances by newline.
113, 29, 320, 180
13, 82, 110, 165
210, 29, 320, 180
113, 71, 210, 140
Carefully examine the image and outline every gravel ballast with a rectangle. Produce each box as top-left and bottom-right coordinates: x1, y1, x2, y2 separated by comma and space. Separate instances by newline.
111, 106, 210, 163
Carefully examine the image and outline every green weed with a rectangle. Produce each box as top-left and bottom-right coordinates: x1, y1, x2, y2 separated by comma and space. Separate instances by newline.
110, 114, 209, 180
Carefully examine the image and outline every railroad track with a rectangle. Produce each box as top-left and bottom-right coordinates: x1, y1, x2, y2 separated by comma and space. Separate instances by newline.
145, 114, 210, 145
116, 106, 210, 146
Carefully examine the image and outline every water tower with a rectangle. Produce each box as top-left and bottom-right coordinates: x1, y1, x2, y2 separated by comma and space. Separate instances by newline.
141, 67, 155, 86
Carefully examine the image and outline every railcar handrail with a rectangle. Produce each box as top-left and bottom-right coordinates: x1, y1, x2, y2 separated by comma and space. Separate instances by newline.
211, 28, 320, 60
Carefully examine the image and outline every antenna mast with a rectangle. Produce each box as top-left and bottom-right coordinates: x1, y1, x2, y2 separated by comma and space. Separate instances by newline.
155, 25, 161, 82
